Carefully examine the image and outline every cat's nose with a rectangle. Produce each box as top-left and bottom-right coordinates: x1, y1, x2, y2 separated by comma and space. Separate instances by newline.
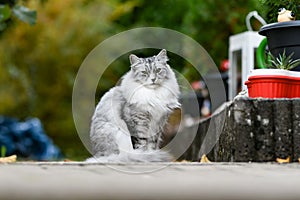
151, 78, 156, 83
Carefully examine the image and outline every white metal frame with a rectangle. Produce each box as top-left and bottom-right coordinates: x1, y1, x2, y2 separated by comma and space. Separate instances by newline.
228, 31, 265, 99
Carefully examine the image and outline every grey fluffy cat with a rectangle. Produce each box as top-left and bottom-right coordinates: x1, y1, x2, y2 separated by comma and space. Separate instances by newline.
88, 49, 180, 162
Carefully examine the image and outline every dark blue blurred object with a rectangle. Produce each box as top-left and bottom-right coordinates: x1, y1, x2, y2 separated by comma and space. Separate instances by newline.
0, 116, 63, 160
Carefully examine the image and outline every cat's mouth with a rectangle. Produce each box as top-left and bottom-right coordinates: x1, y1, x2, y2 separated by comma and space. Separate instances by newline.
145, 83, 160, 89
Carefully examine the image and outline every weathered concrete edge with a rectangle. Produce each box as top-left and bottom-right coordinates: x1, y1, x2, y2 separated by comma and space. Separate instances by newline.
180, 97, 300, 162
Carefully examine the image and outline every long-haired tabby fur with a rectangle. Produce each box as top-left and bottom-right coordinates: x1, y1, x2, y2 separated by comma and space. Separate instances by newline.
87, 49, 180, 162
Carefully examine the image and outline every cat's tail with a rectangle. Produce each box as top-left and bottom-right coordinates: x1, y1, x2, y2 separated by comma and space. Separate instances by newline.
86, 149, 173, 163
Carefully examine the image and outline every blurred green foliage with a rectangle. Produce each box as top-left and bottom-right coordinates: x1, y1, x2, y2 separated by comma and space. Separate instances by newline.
111, 0, 263, 77
0, 0, 37, 31
259, 0, 300, 23
0, 0, 264, 160
0, 0, 114, 159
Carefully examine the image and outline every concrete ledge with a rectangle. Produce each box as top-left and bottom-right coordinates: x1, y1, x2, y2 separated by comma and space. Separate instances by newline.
1, 162, 300, 200
180, 97, 300, 162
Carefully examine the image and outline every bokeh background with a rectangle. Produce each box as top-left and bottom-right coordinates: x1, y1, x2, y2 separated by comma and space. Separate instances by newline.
1, 0, 297, 160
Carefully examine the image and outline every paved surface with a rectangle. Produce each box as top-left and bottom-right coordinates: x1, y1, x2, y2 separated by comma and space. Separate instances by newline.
1, 162, 300, 200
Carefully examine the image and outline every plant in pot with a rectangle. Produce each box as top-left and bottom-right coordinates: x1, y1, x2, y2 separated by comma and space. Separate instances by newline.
258, 0, 300, 71
246, 50, 300, 98
245, 1, 300, 98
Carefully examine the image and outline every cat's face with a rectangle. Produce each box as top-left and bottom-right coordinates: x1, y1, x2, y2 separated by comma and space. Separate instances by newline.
129, 49, 170, 89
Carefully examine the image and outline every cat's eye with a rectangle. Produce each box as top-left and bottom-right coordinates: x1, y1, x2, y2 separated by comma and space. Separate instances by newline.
156, 68, 162, 73
141, 71, 148, 76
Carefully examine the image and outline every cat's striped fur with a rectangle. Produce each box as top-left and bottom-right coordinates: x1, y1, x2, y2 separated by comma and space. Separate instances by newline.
87, 49, 180, 162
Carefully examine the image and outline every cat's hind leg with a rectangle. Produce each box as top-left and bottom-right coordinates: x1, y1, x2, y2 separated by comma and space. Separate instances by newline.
90, 128, 119, 157
90, 121, 133, 158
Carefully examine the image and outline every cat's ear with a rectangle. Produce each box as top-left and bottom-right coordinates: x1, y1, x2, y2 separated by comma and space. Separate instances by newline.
129, 54, 140, 65
156, 49, 168, 63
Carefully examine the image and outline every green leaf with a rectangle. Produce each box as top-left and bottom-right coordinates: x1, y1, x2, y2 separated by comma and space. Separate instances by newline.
12, 5, 37, 25
0, 21, 7, 31
289, 59, 300, 70
1, 146, 6, 157
0, 4, 11, 22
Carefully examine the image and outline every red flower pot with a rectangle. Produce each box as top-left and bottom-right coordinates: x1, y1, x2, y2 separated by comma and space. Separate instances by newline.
288, 74, 300, 98
246, 69, 300, 98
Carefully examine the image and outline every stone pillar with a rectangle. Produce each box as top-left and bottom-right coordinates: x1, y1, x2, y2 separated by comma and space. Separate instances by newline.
252, 99, 275, 161
233, 99, 256, 162
274, 100, 293, 160
292, 100, 300, 161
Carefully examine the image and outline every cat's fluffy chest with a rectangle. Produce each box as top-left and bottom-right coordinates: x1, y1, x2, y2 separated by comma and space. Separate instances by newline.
121, 75, 178, 113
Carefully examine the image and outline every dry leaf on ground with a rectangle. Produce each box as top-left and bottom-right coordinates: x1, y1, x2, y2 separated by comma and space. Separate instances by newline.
200, 154, 211, 163
276, 156, 290, 164
0, 155, 17, 163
